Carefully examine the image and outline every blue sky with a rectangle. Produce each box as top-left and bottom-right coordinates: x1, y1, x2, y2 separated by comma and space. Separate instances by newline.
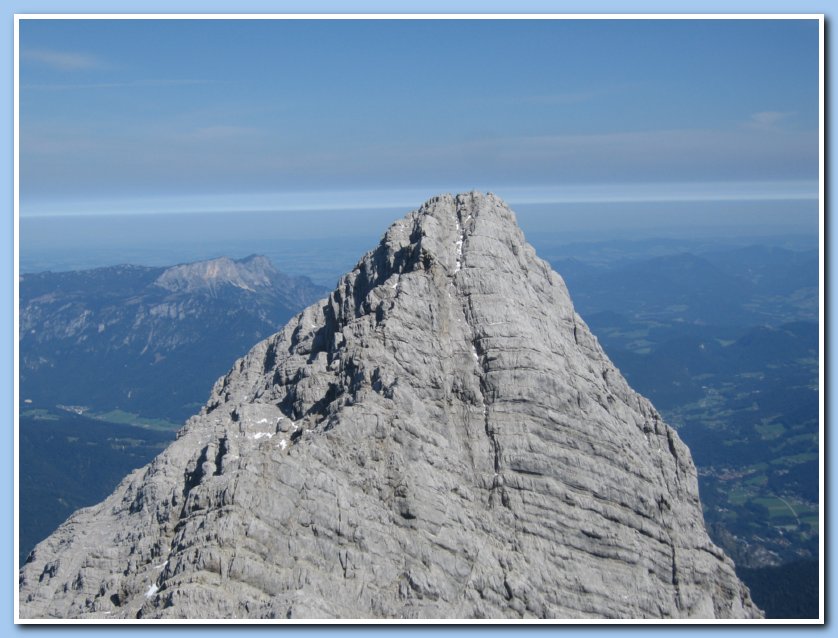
19, 18, 820, 215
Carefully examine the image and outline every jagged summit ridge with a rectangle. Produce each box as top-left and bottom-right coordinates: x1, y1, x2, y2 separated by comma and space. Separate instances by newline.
19, 192, 761, 620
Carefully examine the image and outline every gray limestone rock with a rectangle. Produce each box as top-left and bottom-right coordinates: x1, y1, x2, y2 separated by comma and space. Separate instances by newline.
154, 255, 277, 294
18, 192, 762, 620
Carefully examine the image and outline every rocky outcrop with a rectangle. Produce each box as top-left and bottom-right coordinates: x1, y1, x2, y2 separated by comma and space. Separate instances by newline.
18, 193, 762, 619
154, 255, 278, 294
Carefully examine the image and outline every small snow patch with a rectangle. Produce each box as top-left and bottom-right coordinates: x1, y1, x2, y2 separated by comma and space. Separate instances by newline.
454, 218, 465, 272
145, 584, 158, 598
279, 439, 287, 450
154, 560, 168, 570
252, 432, 274, 440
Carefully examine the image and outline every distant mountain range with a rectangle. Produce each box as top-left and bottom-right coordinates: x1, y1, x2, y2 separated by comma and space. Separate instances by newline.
20, 254, 328, 422
553, 245, 818, 330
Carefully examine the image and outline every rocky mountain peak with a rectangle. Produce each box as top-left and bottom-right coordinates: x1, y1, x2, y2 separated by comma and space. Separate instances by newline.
154, 254, 278, 294
358, 191, 523, 281
19, 193, 761, 620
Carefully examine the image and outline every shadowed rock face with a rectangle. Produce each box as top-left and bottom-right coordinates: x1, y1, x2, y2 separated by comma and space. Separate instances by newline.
18, 193, 762, 620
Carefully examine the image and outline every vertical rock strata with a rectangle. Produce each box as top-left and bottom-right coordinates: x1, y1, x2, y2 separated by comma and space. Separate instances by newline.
19, 193, 762, 619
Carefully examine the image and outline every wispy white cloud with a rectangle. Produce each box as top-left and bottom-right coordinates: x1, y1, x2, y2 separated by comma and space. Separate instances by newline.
23, 48, 104, 71
348, 126, 818, 185
494, 180, 819, 205
182, 125, 259, 142
21, 79, 209, 91
517, 90, 604, 106
20, 123, 818, 203
484, 84, 635, 108
745, 111, 794, 130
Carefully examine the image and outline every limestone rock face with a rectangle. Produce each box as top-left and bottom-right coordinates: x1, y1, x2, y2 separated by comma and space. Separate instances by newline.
18, 193, 762, 620
154, 255, 278, 294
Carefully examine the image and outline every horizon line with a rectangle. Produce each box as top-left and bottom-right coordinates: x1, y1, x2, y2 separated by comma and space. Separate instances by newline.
20, 180, 819, 218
